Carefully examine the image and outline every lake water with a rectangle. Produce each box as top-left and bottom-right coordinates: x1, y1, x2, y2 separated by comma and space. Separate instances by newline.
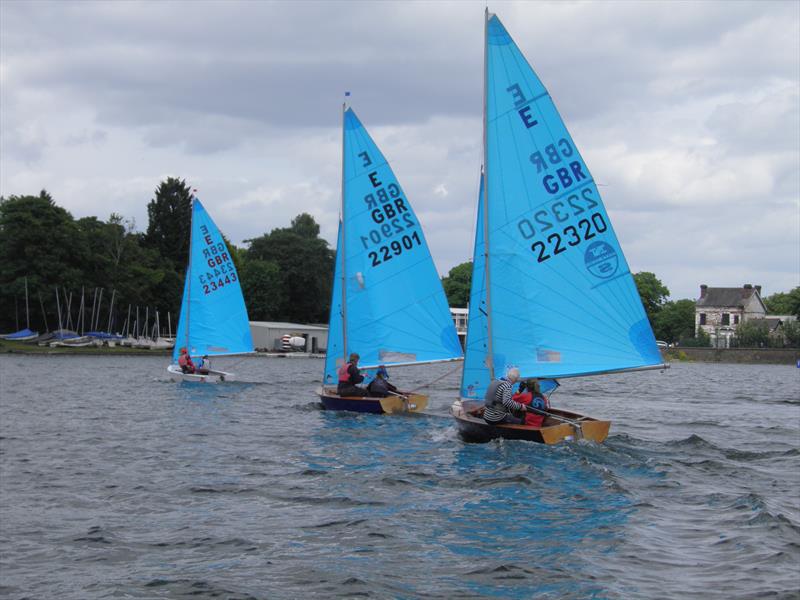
0, 355, 798, 599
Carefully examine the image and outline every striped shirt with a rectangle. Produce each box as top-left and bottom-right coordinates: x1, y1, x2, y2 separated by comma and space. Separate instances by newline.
483, 378, 526, 423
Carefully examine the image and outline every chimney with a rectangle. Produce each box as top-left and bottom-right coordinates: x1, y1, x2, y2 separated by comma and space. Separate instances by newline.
700, 284, 708, 298
743, 283, 752, 298
755, 285, 761, 295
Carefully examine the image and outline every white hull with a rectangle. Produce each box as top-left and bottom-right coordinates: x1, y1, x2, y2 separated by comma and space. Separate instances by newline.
166, 364, 234, 384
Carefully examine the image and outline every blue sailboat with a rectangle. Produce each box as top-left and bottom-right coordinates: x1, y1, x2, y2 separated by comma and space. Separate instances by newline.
317, 104, 463, 413
451, 11, 668, 443
167, 197, 254, 383
1, 278, 38, 341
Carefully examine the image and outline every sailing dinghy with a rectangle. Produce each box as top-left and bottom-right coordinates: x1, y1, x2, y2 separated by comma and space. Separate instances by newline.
451, 12, 667, 444
167, 197, 254, 383
1, 278, 38, 341
317, 104, 463, 413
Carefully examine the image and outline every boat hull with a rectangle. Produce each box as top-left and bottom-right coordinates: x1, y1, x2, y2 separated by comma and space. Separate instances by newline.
166, 364, 234, 384
316, 387, 428, 415
451, 400, 610, 445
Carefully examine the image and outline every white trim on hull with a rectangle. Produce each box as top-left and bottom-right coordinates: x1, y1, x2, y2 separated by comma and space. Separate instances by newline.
166, 363, 235, 384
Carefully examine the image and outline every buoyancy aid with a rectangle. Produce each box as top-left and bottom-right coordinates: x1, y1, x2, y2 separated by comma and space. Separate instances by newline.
484, 378, 509, 409
338, 361, 355, 383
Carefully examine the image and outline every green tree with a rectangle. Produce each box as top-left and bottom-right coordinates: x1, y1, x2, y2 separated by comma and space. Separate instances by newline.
441, 261, 472, 307
680, 328, 711, 347
0, 191, 89, 331
245, 213, 334, 323
733, 320, 771, 348
633, 271, 670, 326
239, 258, 284, 322
144, 177, 193, 270
781, 320, 800, 348
654, 299, 695, 343
763, 287, 800, 316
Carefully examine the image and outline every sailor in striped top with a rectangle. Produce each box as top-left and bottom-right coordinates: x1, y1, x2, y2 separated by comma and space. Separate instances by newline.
483, 367, 526, 424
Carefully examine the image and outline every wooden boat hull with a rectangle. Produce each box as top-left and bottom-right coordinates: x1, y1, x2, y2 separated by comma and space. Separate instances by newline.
451, 400, 610, 445
167, 364, 234, 384
316, 387, 428, 415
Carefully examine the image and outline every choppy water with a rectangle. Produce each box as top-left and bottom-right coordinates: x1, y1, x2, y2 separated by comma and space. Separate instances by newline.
0, 355, 798, 599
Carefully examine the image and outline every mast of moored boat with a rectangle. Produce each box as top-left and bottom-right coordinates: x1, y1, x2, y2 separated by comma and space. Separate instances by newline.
106, 289, 116, 334
24, 277, 30, 331
38, 292, 49, 333
482, 8, 495, 380
339, 101, 348, 365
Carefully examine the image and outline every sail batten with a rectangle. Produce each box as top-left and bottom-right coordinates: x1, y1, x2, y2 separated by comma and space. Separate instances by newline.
323, 107, 463, 386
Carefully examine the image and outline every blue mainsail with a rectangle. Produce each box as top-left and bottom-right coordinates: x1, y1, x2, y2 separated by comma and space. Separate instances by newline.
323, 107, 463, 384
480, 13, 661, 379
172, 198, 253, 361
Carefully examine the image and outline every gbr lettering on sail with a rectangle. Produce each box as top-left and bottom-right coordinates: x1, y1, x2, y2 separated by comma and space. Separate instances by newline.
506, 83, 609, 266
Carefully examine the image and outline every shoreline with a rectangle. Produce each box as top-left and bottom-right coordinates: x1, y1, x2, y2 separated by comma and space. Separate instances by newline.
0, 340, 324, 358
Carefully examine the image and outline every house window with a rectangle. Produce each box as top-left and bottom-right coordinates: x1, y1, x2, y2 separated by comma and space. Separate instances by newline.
734, 315, 739, 325
722, 313, 730, 326
699, 313, 706, 325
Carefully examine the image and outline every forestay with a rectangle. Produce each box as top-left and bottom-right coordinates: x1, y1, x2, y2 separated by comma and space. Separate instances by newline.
482, 14, 662, 379
323, 108, 462, 385
173, 198, 253, 361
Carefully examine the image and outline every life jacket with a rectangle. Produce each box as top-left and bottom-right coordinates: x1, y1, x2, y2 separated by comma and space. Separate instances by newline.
484, 379, 502, 407
338, 361, 354, 383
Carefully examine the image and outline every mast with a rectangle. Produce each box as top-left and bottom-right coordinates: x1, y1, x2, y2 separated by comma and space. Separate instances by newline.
483, 8, 495, 380
94, 288, 104, 331
38, 292, 49, 333
185, 196, 195, 353
24, 277, 30, 330
106, 289, 116, 333
339, 101, 348, 364
55, 287, 62, 333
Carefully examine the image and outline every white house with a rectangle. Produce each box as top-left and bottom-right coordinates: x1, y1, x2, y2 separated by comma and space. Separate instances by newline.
695, 284, 767, 348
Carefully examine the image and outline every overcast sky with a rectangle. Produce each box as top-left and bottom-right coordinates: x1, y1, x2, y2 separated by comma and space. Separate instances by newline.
2, 0, 798, 300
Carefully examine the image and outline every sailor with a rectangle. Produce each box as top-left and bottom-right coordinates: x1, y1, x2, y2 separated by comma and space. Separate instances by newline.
366, 365, 400, 398
196, 354, 211, 375
483, 367, 526, 425
337, 352, 368, 397
178, 347, 195, 374
512, 378, 549, 427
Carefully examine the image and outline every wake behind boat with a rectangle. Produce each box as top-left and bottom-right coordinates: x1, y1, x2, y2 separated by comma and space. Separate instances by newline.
452, 12, 667, 444
168, 197, 254, 383
317, 104, 463, 413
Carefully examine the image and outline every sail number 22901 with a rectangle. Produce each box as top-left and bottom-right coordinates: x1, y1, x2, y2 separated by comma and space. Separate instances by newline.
368, 231, 423, 267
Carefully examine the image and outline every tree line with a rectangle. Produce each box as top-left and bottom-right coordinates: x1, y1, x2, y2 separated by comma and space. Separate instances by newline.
0, 178, 334, 334
441, 262, 800, 347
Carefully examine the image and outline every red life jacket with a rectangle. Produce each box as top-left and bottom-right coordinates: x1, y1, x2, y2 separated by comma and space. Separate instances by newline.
338, 362, 354, 383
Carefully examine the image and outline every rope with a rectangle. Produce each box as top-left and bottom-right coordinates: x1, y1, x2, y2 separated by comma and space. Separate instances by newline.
408, 362, 463, 393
